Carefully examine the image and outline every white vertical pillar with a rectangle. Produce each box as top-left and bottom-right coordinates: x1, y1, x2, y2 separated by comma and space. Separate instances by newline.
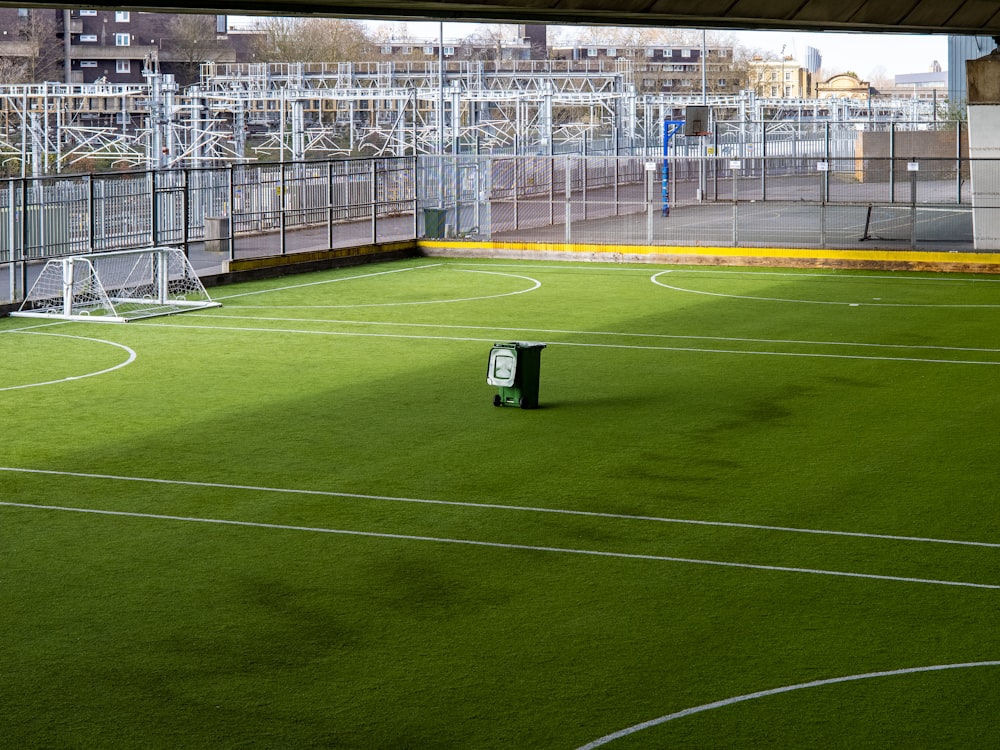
967, 56, 1000, 251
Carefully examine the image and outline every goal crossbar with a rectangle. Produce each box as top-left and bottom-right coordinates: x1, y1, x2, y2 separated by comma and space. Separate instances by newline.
12, 247, 220, 323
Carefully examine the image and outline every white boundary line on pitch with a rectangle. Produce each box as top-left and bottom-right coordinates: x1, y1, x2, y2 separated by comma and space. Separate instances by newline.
183, 314, 1000, 356
0, 332, 137, 392
1, 500, 998, 590
449, 262, 1000, 284
2, 466, 998, 551
651, 271, 1000, 308
574, 661, 1000, 749
212, 261, 442, 301
227, 270, 541, 308
133, 320, 1000, 366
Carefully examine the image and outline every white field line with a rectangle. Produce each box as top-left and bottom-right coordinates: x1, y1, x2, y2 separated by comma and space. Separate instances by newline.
0, 333, 137, 392
0, 320, 73, 333
133, 320, 1000, 366
225, 270, 541, 308
183, 314, 1000, 356
212, 262, 442, 301
575, 661, 1000, 749
651, 271, 1000, 308
1, 500, 997, 591
453, 262, 1000, 284
1, 466, 998, 551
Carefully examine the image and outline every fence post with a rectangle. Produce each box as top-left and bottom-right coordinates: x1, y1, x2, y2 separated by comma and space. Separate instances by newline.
371, 158, 378, 244
327, 160, 335, 250
956, 123, 964, 204
411, 155, 419, 240
19, 176, 28, 298
645, 160, 656, 244
514, 156, 521, 230
150, 170, 159, 247
279, 163, 287, 256
181, 168, 190, 256
227, 164, 235, 261
565, 155, 572, 243
889, 122, 896, 203
87, 174, 95, 253
761, 123, 767, 202
732, 160, 739, 247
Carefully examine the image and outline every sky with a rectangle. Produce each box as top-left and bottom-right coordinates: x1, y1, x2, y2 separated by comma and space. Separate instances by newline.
234, 17, 949, 78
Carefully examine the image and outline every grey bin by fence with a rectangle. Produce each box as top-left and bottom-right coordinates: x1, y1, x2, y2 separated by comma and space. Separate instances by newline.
487, 342, 547, 409
204, 216, 230, 253
423, 207, 447, 239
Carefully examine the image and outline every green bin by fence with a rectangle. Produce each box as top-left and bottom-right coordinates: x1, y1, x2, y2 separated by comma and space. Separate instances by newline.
423, 207, 447, 239
487, 342, 546, 409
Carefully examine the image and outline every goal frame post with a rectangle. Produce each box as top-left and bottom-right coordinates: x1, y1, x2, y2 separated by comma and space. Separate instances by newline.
12, 246, 220, 323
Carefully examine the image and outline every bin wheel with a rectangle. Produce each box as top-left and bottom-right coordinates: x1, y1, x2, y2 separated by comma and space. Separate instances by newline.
493, 394, 502, 407
518, 397, 525, 408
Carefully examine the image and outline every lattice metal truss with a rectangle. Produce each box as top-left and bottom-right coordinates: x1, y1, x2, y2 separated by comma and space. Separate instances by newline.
0, 60, 948, 174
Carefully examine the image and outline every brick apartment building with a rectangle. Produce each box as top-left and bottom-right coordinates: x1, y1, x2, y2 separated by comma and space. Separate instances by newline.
0, 8, 252, 85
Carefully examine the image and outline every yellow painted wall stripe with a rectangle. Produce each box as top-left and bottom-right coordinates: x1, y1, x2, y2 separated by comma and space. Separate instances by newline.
419, 240, 1000, 268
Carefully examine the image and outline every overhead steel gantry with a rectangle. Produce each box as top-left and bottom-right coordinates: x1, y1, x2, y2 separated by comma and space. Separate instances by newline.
0, 60, 948, 174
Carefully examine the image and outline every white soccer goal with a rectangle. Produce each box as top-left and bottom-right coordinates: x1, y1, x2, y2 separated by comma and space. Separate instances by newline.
12, 247, 220, 323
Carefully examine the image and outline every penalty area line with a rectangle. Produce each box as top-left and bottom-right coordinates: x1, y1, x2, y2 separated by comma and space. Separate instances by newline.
2, 501, 999, 591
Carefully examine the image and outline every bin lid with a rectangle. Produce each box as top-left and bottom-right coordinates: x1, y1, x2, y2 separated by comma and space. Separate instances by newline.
487, 347, 518, 387
493, 341, 546, 349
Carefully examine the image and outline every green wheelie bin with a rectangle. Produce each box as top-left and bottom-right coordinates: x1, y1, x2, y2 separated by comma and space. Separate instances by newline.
487, 342, 547, 409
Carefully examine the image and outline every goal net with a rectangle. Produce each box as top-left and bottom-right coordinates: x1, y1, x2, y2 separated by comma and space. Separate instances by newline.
858, 204, 973, 244
12, 247, 220, 323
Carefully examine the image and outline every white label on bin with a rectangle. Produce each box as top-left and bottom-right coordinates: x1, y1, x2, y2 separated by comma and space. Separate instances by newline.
487, 349, 517, 387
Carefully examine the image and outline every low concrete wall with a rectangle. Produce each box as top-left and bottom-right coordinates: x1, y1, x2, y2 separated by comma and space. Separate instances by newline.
203, 240, 421, 288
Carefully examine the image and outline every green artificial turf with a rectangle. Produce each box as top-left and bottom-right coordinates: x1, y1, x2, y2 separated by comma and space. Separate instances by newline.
2, 258, 999, 748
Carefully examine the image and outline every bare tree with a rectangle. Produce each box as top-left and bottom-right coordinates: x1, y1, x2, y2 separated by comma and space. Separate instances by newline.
461, 25, 517, 62
16, 9, 62, 82
251, 17, 373, 63
165, 14, 225, 85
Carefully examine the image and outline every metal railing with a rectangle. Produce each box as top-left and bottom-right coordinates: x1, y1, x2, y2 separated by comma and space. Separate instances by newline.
414, 154, 992, 253
3, 151, 999, 305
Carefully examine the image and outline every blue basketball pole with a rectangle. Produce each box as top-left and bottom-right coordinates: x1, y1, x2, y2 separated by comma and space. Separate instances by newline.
662, 120, 685, 217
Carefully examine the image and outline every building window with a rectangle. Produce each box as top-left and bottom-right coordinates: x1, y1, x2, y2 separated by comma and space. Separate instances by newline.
401, 46, 412, 54
770, 85, 778, 97
115, 11, 130, 22
381, 45, 392, 55
115, 33, 130, 46
785, 71, 792, 81
607, 48, 616, 57
681, 48, 691, 58
79, 9, 97, 16
443, 46, 454, 56
423, 45, 434, 55
80, 34, 97, 42
116, 60, 130, 73
645, 48, 655, 58
587, 48, 597, 57
80, 60, 97, 68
